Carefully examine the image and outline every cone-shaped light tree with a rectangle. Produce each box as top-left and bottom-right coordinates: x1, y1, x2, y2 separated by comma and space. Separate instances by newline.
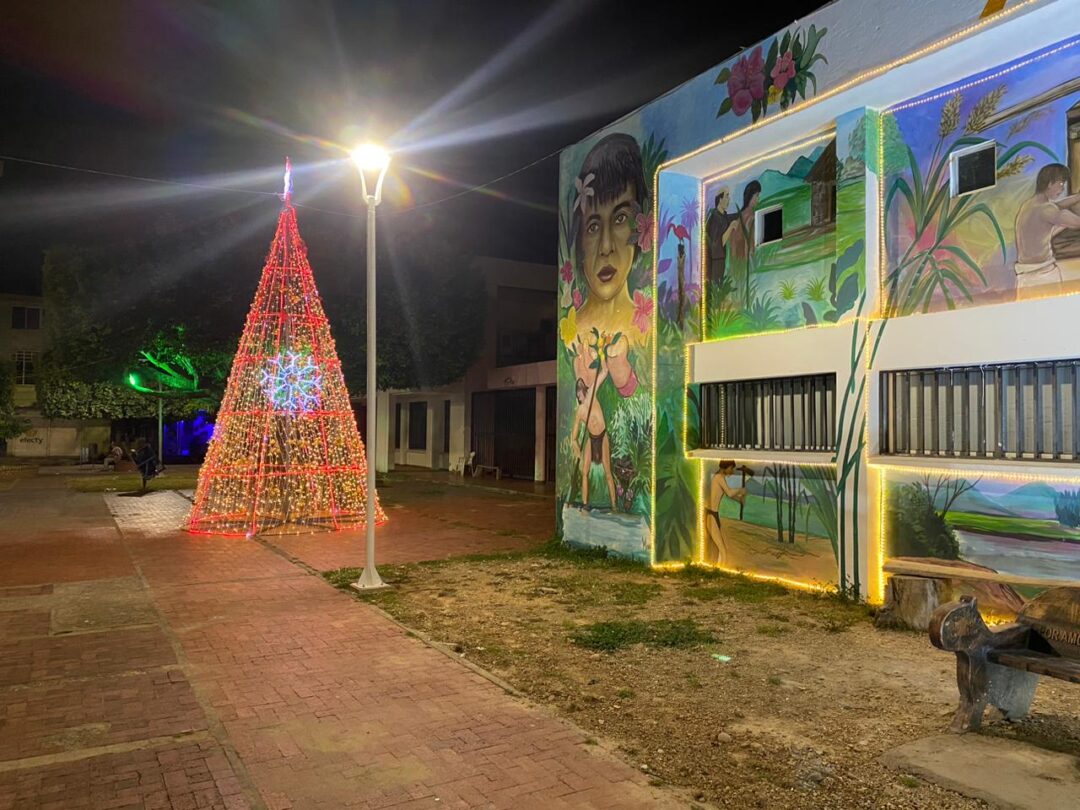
188, 160, 386, 536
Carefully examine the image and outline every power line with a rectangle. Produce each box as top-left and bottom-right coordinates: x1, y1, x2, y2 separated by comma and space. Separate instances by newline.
0, 149, 559, 220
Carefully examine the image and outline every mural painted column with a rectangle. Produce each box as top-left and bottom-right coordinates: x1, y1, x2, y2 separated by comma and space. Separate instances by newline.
556, 131, 670, 561
653, 170, 703, 565
833, 108, 877, 598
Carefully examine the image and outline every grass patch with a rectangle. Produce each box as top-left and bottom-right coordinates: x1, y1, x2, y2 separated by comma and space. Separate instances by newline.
323, 567, 364, 589
766, 675, 783, 686
570, 619, 715, 652
680, 572, 788, 604
532, 573, 661, 608
68, 472, 200, 492
756, 623, 789, 637
797, 593, 872, 631
897, 775, 920, 789
536, 537, 646, 571
610, 582, 663, 605
321, 566, 410, 606
945, 511, 1080, 543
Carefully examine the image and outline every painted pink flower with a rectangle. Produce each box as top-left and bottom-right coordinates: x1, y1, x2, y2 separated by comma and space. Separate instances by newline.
560, 260, 573, 283
771, 50, 796, 90
634, 212, 653, 253
632, 291, 653, 334
573, 289, 583, 310
727, 46, 766, 117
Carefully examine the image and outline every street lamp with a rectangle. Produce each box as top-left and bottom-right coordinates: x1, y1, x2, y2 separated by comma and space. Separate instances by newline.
350, 143, 391, 592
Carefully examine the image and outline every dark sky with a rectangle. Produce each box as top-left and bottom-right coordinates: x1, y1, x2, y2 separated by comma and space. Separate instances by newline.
0, 0, 828, 294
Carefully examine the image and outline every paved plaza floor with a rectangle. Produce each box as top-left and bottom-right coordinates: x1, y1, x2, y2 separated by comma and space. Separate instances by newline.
0, 473, 674, 809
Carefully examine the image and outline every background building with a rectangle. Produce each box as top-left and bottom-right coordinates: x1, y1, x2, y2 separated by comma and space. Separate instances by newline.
1, 291, 109, 459
373, 256, 556, 481
556, 0, 1080, 605
0, 291, 44, 409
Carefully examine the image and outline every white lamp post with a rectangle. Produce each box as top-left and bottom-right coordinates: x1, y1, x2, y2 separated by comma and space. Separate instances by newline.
350, 143, 391, 592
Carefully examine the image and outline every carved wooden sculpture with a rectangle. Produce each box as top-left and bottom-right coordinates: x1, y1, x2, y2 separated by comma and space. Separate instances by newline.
929, 588, 1080, 733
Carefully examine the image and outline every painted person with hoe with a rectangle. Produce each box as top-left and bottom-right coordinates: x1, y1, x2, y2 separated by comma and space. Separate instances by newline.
705, 460, 750, 564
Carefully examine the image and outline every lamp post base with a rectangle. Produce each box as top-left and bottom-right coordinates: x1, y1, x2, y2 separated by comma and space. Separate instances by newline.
351, 566, 390, 592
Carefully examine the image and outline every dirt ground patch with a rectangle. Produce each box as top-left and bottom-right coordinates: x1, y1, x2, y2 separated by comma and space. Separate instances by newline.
327, 546, 1080, 810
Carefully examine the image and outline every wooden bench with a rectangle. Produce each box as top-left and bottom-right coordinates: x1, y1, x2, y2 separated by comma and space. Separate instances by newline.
929, 587, 1080, 733
877, 557, 1080, 631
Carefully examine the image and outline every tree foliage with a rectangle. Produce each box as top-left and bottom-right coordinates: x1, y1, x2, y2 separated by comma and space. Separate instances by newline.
0, 362, 31, 442
886, 476, 974, 560
1055, 489, 1080, 529
40, 205, 487, 412
333, 226, 486, 393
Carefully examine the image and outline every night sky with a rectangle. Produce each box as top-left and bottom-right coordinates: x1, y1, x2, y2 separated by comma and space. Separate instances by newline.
0, 0, 828, 295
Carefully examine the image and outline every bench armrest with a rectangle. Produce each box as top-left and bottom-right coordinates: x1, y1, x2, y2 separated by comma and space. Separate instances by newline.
930, 596, 1029, 653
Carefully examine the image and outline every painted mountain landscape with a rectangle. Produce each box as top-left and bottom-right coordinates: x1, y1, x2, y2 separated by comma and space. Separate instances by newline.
885, 473, 1080, 605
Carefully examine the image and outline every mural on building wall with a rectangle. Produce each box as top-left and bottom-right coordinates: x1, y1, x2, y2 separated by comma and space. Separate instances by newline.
885, 470, 1080, 613
703, 460, 839, 586
557, 0, 1059, 581
885, 37, 1080, 315
557, 133, 663, 561
703, 137, 867, 339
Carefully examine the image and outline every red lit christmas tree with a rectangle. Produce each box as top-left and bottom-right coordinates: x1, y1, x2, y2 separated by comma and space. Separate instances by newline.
188, 160, 386, 536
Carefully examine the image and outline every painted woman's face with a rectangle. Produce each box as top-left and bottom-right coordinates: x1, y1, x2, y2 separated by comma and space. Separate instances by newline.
580, 183, 636, 303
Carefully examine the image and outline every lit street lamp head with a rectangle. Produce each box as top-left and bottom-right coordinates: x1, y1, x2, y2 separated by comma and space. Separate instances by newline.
350, 143, 391, 206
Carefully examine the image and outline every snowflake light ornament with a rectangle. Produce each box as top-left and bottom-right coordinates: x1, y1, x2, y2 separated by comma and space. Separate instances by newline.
261, 351, 323, 413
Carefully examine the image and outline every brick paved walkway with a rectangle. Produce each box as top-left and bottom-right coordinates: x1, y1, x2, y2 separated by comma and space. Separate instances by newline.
103, 477, 553, 573
0, 475, 676, 809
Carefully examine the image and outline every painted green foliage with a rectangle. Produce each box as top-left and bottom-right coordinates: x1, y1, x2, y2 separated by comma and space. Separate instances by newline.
703, 134, 866, 340
884, 40, 1080, 314
556, 133, 663, 561
715, 25, 828, 122
652, 172, 702, 564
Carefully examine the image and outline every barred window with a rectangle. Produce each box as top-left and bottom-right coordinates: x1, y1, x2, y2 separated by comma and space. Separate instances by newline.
699, 374, 836, 453
880, 360, 1079, 461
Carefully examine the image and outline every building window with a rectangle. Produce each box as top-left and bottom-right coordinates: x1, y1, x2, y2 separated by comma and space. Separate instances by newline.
699, 373, 836, 452
11, 306, 41, 330
12, 351, 36, 385
443, 400, 451, 454
950, 142, 996, 197
394, 402, 401, 449
408, 401, 428, 450
881, 360, 1080, 461
756, 205, 783, 245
